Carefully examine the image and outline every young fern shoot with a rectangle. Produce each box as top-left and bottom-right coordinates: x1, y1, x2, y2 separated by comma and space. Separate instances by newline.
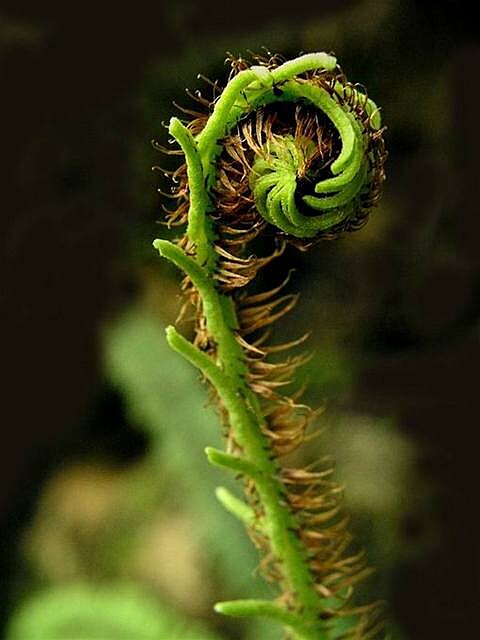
153, 51, 386, 640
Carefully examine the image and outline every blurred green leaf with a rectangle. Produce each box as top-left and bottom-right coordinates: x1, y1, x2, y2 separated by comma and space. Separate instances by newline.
102, 306, 270, 596
6, 583, 221, 640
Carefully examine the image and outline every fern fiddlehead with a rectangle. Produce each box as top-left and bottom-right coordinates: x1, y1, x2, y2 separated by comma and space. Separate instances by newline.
153, 52, 386, 640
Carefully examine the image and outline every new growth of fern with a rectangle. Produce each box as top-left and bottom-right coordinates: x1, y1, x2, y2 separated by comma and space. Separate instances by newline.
153, 51, 386, 640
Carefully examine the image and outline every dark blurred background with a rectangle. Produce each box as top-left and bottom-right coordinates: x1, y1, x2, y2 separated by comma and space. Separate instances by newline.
2, 1, 479, 638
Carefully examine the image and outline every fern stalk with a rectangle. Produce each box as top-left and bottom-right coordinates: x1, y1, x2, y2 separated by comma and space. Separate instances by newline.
153, 51, 386, 639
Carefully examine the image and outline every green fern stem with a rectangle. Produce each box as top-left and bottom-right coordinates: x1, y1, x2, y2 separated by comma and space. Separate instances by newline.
154, 239, 324, 639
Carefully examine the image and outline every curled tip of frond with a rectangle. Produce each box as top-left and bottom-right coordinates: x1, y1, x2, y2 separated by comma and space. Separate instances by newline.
160, 49, 386, 251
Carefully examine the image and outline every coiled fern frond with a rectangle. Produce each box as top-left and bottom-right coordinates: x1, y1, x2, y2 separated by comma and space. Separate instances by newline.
153, 51, 386, 640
